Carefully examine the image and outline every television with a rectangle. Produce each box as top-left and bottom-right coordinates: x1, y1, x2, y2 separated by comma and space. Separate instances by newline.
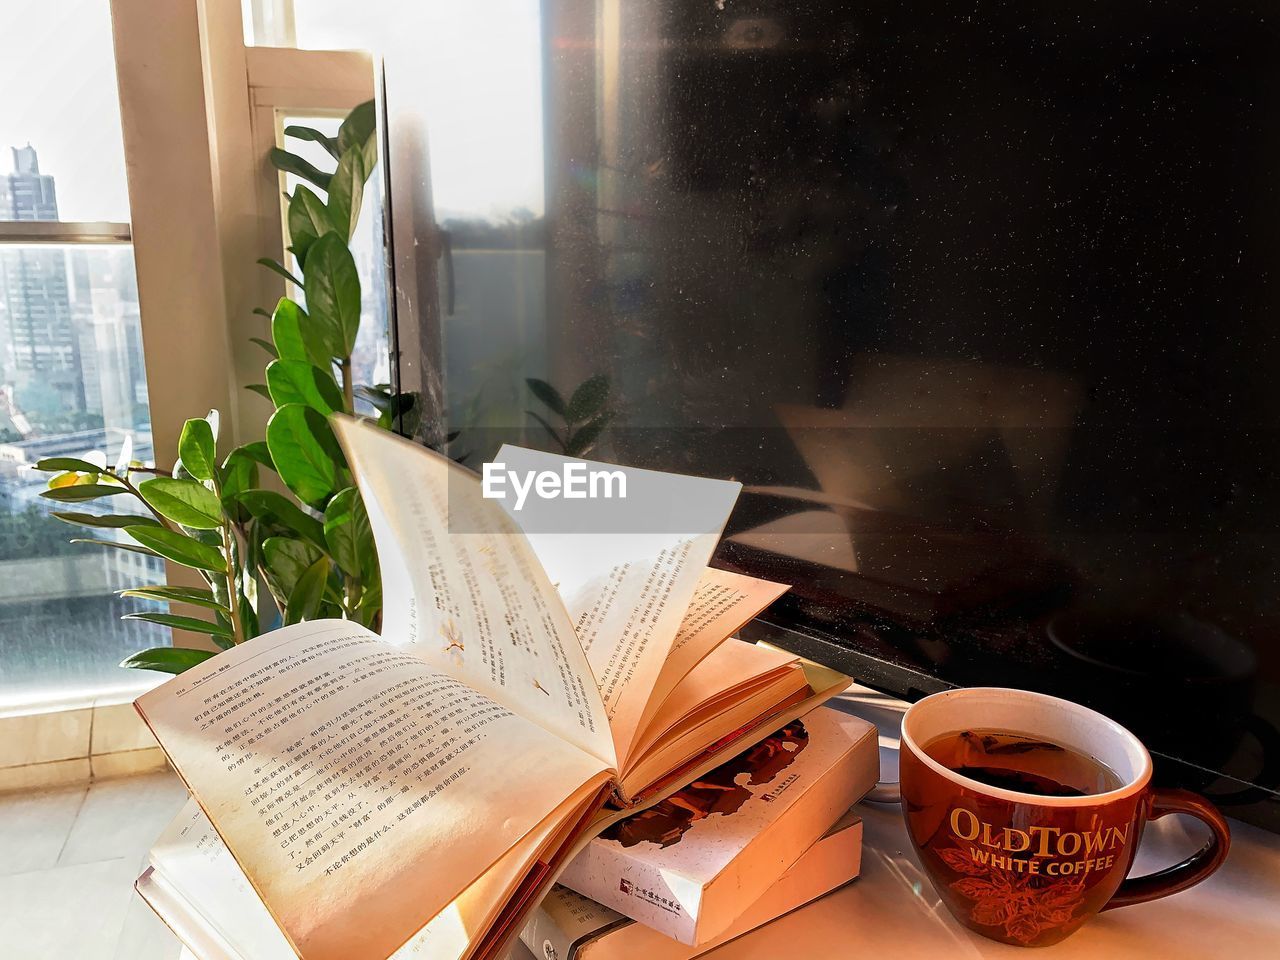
376, 1, 1280, 829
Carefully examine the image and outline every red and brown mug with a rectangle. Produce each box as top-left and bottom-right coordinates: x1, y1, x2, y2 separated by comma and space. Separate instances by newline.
899, 687, 1230, 947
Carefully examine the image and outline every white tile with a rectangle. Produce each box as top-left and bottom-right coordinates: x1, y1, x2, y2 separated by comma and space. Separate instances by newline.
91, 701, 157, 755
58, 771, 188, 868
0, 756, 91, 793
112, 885, 183, 960
91, 747, 168, 781
0, 857, 138, 960
0, 782, 87, 875
0, 707, 92, 768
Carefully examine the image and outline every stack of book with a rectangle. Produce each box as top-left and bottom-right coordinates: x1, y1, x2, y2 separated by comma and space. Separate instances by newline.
141, 706, 876, 960
520, 705, 877, 960
131, 420, 871, 960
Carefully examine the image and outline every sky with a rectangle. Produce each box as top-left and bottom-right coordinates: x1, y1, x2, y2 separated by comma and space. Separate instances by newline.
0, 0, 131, 221
0, 0, 546, 223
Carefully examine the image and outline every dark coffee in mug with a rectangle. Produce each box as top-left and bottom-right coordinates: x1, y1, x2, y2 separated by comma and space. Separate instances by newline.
923, 729, 1123, 798
899, 688, 1231, 947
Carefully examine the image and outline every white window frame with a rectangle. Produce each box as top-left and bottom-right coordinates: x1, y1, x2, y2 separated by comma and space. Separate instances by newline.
245, 44, 376, 288
0, 222, 131, 244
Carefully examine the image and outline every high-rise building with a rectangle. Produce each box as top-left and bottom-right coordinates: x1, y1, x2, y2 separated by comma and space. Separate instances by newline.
0, 145, 58, 220
0, 146, 85, 417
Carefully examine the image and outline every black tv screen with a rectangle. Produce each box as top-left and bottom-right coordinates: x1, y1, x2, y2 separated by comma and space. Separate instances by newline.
379, 0, 1280, 826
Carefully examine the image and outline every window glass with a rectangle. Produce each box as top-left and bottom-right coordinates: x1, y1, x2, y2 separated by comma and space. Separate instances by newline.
0, 1, 162, 708
0, 0, 130, 222
0, 244, 164, 709
242, 0, 386, 52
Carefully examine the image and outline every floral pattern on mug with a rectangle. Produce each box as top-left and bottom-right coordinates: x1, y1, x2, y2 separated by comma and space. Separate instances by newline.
940, 845, 1085, 945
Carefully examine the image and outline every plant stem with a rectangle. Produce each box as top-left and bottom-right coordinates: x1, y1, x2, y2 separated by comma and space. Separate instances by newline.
220, 520, 246, 645
341, 358, 354, 413
211, 475, 247, 647
118, 473, 179, 533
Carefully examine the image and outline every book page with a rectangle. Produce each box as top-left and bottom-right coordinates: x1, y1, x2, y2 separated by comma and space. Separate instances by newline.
333, 418, 615, 768
148, 787, 608, 960
493, 445, 741, 766
136, 620, 612, 960
625, 638, 803, 767
650, 568, 791, 711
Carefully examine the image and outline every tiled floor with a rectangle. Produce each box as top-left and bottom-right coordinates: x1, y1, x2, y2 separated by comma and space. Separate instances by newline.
0, 771, 188, 960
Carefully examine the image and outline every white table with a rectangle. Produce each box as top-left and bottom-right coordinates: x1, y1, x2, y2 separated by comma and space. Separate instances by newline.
511, 687, 1280, 960
173, 687, 1280, 960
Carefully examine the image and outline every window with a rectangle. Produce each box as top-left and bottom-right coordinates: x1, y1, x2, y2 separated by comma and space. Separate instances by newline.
242, 0, 388, 51
0, 1, 164, 709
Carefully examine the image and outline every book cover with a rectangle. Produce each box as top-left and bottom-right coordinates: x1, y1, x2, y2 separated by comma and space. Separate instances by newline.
522, 812, 862, 960
555, 705, 878, 945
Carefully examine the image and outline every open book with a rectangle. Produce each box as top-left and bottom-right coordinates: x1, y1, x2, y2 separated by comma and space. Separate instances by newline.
134, 418, 848, 960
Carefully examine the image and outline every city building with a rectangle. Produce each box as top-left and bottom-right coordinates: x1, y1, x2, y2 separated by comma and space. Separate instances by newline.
0, 145, 85, 417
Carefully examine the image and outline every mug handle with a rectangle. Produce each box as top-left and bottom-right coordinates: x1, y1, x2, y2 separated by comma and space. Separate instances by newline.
1103, 788, 1231, 910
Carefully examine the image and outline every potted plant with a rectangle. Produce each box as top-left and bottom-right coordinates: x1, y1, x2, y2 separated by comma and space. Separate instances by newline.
34, 102, 389, 674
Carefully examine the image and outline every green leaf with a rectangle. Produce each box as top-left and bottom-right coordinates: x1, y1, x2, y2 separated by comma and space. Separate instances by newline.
249, 336, 278, 358
123, 611, 234, 640
270, 297, 328, 368
234, 489, 326, 550
120, 585, 227, 612
355, 384, 395, 414
70, 538, 159, 556
52, 511, 159, 529
257, 257, 303, 287
337, 101, 376, 153
355, 577, 382, 628
138, 477, 223, 529
126, 525, 226, 573
263, 537, 324, 599
327, 148, 366, 241
246, 383, 273, 402
252, 307, 272, 319
49, 471, 87, 489
239, 593, 260, 641
268, 147, 333, 191
266, 359, 344, 415
303, 233, 361, 358
526, 410, 564, 449
284, 124, 341, 160
121, 647, 217, 675
287, 185, 336, 268
285, 557, 330, 625
234, 440, 276, 471
566, 375, 610, 424
40, 484, 129, 503
178, 417, 218, 482
566, 412, 612, 457
266, 404, 344, 507
526, 378, 568, 417
218, 447, 260, 504
33, 457, 104, 474
323, 486, 372, 578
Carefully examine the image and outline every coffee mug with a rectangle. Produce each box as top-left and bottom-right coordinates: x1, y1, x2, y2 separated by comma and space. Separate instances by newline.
899, 687, 1230, 947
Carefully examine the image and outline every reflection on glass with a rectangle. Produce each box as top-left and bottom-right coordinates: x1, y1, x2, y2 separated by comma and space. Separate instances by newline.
0, 244, 165, 708
379, 2, 1280, 812
372, 1, 549, 462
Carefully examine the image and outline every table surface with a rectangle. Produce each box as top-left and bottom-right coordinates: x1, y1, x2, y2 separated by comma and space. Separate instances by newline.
161, 686, 1280, 960
508, 686, 1280, 960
